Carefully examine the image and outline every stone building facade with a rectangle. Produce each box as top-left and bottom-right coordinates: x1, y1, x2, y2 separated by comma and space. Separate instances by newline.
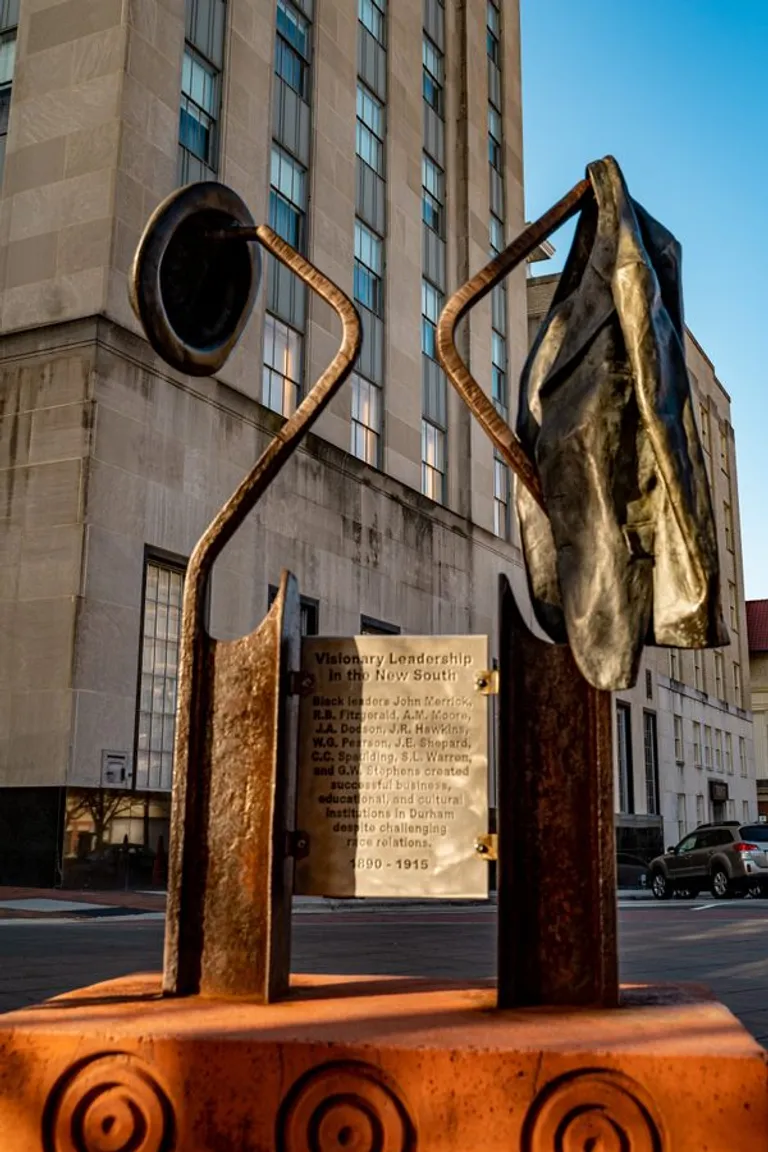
527, 276, 757, 857
0, 0, 537, 885
746, 601, 768, 820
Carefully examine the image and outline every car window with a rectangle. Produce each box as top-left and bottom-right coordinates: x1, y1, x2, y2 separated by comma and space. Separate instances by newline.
676, 834, 699, 854
711, 829, 735, 846
740, 825, 768, 843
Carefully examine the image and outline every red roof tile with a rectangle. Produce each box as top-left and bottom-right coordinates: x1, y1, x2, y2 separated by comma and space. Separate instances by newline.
746, 600, 768, 652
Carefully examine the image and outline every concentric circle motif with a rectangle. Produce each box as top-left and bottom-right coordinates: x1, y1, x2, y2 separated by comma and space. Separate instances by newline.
522, 1068, 664, 1152
278, 1061, 414, 1152
45, 1052, 175, 1152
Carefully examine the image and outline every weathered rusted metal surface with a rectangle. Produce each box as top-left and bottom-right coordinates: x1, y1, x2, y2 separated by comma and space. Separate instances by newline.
170, 572, 301, 1000
436, 177, 592, 510
2, 973, 766, 1151
497, 575, 617, 1008
156, 220, 361, 998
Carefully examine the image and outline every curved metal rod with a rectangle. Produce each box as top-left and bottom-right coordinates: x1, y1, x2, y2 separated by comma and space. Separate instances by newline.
173, 226, 361, 806
183, 223, 361, 630
436, 177, 593, 513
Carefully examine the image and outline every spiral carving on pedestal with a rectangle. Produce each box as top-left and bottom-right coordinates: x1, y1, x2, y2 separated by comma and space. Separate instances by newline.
522, 1068, 664, 1152
45, 1052, 175, 1152
278, 1061, 414, 1152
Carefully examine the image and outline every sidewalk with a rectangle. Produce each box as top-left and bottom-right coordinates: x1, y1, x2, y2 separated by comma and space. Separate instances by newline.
0, 887, 166, 920
0, 886, 654, 920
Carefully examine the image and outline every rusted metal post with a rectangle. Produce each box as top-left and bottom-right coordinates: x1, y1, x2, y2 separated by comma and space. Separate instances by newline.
497, 577, 618, 1007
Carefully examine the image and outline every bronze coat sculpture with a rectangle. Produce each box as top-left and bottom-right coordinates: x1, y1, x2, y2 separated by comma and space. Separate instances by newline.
516, 156, 728, 692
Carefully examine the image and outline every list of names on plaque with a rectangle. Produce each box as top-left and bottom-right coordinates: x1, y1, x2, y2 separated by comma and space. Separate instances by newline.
294, 635, 489, 898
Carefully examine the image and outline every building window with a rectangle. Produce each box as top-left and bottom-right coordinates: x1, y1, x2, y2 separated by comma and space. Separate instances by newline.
693, 651, 703, 692
699, 402, 710, 455
739, 736, 748, 777
734, 662, 742, 708
486, 0, 500, 63
674, 714, 684, 764
422, 34, 443, 114
645, 668, 653, 701
350, 372, 381, 467
136, 560, 184, 792
725, 732, 733, 775
262, 313, 302, 416
677, 794, 687, 841
489, 212, 504, 256
0, 23, 16, 189
720, 423, 729, 473
356, 83, 384, 174
421, 419, 445, 503
422, 154, 444, 235
714, 729, 723, 773
360, 615, 400, 635
487, 104, 503, 170
714, 650, 724, 699
743, 800, 750, 824
359, 0, 385, 42
354, 219, 384, 316
491, 329, 507, 415
726, 799, 736, 821
179, 46, 220, 179
269, 144, 307, 250
669, 649, 679, 680
724, 502, 733, 551
693, 721, 702, 768
643, 711, 660, 815
421, 278, 442, 360
275, 0, 310, 97
729, 582, 738, 631
493, 456, 510, 540
704, 725, 712, 769
696, 793, 705, 826
616, 703, 634, 814
269, 585, 319, 635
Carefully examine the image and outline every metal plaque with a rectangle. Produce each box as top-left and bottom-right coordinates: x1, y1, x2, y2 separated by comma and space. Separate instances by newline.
295, 635, 490, 898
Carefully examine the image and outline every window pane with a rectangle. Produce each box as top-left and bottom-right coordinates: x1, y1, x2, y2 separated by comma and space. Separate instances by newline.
277, 0, 310, 60
359, 0, 385, 42
136, 561, 184, 792
263, 313, 302, 416
489, 213, 504, 254
179, 46, 219, 170
350, 373, 381, 467
0, 30, 15, 86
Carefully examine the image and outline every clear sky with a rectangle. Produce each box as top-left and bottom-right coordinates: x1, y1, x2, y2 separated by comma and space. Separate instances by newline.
520, 0, 768, 599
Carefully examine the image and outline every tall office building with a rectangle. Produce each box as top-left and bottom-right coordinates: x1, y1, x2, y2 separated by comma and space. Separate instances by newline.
528, 275, 757, 857
0, 0, 532, 884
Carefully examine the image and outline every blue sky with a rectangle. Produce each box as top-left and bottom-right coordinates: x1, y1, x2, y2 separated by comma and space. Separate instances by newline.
520, 0, 768, 598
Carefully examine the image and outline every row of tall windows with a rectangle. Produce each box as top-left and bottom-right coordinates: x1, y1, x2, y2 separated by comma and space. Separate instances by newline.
262, 0, 314, 417
487, 0, 511, 538
420, 0, 447, 501
0, 0, 19, 190
350, 0, 388, 465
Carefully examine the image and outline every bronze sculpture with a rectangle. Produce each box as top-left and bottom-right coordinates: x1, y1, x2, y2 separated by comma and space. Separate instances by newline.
438, 155, 727, 693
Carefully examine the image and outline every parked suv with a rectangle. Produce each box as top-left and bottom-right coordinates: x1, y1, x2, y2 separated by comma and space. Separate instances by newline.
650, 823, 768, 900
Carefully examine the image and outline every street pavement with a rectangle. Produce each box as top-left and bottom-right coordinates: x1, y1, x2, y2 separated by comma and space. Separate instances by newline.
1, 900, 768, 1045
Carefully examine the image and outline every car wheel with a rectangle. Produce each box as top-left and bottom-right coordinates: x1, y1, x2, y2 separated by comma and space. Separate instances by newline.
651, 870, 672, 900
711, 868, 731, 899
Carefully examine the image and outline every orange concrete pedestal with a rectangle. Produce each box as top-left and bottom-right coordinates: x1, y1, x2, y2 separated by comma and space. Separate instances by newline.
1, 974, 766, 1150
